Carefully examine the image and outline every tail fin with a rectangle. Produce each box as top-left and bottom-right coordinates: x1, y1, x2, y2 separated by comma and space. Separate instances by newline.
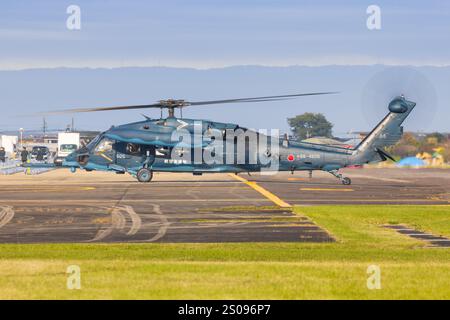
353, 96, 416, 163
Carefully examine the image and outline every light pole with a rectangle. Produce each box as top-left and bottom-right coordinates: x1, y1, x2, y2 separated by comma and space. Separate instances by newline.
19, 128, 24, 148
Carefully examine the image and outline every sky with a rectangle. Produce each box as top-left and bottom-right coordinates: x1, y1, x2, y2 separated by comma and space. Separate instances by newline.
0, 1, 449, 134
0, 0, 449, 69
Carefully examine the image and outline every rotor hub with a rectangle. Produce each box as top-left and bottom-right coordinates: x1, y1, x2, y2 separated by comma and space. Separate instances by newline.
158, 99, 189, 108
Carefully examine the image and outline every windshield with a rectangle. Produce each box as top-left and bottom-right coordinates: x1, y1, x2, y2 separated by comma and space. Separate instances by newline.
86, 134, 102, 150
95, 137, 113, 154
32, 147, 48, 154
60, 144, 77, 152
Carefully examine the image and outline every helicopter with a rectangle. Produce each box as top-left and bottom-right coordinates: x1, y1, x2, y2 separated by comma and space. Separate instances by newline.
30, 92, 416, 184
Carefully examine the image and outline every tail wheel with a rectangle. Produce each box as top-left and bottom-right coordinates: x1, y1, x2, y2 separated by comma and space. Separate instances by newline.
137, 168, 153, 183
341, 177, 351, 185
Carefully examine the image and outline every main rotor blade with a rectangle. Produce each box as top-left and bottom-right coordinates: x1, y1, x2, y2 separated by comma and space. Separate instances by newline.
188, 91, 338, 106
42, 103, 165, 115
41, 91, 338, 114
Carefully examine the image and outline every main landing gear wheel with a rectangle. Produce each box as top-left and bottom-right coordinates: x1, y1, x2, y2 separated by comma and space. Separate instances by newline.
328, 170, 352, 185
137, 168, 153, 183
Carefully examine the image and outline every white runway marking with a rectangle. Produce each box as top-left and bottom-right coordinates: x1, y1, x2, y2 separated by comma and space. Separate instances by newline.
145, 204, 170, 242
89, 207, 126, 242
0, 206, 14, 228
124, 205, 142, 236
89, 205, 167, 242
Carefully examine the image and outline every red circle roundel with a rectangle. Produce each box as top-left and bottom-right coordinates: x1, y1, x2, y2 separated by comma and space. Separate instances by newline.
287, 154, 295, 162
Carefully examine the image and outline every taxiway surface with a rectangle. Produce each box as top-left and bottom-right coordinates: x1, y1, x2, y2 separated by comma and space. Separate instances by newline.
0, 168, 448, 243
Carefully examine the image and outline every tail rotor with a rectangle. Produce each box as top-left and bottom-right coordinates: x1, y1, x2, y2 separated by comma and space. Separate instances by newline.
361, 67, 437, 130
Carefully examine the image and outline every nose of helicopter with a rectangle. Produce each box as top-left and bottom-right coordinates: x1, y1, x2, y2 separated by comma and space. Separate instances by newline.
61, 151, 78, 167
62, 148, 89, 167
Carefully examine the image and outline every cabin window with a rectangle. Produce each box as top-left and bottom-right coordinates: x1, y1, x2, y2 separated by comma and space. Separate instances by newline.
126, 143, 141, 155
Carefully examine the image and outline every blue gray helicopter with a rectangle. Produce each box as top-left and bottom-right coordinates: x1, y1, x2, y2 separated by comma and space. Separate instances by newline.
37, 92, 415, 184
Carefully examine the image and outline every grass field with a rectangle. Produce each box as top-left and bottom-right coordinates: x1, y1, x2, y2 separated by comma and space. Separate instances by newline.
0, 205, 449, 299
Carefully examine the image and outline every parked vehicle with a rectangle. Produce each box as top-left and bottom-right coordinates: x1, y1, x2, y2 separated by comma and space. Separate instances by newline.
31, 146, 50, 162
54, 132, 80, 166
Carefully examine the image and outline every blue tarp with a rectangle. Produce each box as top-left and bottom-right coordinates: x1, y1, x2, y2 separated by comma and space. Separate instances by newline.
396, 157, 426, 167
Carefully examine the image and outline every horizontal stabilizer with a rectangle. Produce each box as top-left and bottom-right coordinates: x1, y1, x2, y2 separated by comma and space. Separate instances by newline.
376, 148, 396, 162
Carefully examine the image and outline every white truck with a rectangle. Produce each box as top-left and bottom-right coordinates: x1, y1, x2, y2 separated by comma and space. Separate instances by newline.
54, 132, 80, 166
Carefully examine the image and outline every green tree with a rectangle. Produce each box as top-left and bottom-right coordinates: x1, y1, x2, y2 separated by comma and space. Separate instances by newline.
425, 132, 446, 144
287, 113, 333, 140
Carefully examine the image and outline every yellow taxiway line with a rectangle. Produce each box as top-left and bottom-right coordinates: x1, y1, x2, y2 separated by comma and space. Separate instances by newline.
0, 186, 97, 193
300, 187, 354, 192
229, 174, 292, 208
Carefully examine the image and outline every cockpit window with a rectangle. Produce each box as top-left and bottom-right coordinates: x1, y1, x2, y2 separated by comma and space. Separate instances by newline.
94, 138, 113, 154
86, 135, 102, 150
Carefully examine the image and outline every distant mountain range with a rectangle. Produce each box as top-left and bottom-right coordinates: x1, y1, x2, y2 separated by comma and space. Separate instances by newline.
0, 65, 448, 134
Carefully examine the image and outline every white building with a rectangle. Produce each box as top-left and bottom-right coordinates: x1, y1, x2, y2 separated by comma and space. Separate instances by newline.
0, 135, 19, 155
